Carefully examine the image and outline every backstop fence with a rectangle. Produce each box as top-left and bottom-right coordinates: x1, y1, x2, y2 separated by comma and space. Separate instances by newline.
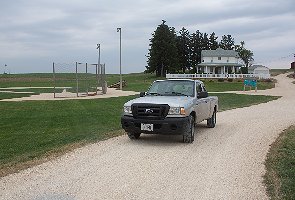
53, 62, 107, 98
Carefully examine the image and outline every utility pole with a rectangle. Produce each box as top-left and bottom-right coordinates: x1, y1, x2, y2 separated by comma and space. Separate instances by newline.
117, 27, 122, 90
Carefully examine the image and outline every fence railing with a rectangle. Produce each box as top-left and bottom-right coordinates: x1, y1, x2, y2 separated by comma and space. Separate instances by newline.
166, 73, 271, 79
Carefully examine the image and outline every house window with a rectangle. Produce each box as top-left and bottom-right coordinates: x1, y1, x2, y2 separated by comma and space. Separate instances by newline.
202, 60, 204, 62
227, 60, 229, 62
218, 57, 221, 60
211, 60, 213, 63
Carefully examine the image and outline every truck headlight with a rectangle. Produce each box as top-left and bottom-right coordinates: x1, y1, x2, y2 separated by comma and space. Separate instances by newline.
168, 107, 185, 115
123, 106, 132, 114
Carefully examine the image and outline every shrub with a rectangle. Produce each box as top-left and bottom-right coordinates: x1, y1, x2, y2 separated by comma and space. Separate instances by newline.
218, 78, 224, 82
227, 78, 233, 82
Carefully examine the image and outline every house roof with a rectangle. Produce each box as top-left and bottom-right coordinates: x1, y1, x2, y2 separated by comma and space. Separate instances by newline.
201, 48, 239, 57
248, 65, 269, 70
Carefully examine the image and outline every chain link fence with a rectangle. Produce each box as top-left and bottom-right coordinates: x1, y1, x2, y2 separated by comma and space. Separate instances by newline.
53, 62, 107, 98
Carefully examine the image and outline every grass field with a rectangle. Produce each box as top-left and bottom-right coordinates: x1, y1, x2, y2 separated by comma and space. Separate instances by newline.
1, 72, 275, 95
0, 72, 280, 176
0, 93, 33, 100
107, 73, 275, 92
0, 92, 280, 176
210, 93, 280, 111
264, 126, 295, 200
0, 96, 135, 176
270, 69, 292, 77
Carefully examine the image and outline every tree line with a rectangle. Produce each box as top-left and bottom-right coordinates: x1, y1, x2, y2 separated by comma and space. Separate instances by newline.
146, 20, 253, 77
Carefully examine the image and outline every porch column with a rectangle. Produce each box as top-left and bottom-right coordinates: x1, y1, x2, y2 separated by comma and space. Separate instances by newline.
205, 66, 208, 74
232, 66, 235, 73
213, 66, 215, 74
223, 66, 226, 74
196, 66, 199, 73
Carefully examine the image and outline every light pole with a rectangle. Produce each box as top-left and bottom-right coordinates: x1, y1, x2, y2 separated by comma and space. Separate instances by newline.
4, 64, 7, 74
97, 43, 101, 66
117, 27, 122, 90
96, 43, 101, 88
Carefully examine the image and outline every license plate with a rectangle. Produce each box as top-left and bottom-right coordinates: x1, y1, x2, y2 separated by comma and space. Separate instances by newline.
141, 123, 153, 131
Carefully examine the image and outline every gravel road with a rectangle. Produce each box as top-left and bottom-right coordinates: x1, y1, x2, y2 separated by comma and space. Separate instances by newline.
1, 73, 295, 200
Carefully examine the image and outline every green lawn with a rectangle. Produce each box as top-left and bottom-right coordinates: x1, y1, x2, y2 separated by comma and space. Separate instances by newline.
0, 93, 280, 176
205, 81, 274, 92
0, 72, 279, 176
0, 93, 33, 100
1, 73, 275, 93
0, 96, 136, 176
210, 93, 280, 111
270, 69, 292, 77
108, 73, 274, 92
264, 126, 295, 200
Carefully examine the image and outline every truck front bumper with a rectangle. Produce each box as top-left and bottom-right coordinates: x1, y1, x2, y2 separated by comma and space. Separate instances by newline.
121, 115, 189, 135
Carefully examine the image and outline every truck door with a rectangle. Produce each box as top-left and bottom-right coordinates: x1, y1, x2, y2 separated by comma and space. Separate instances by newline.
195, 83, 206, 123
200, 84, 210, 119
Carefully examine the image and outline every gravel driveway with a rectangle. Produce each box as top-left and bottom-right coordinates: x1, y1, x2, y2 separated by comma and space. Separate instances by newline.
1, 74, 295, 200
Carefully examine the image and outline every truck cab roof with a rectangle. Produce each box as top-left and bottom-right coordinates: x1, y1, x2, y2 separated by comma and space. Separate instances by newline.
155, 79, 204, 84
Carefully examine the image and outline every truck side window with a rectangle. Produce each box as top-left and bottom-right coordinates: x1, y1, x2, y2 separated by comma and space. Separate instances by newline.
202, 85, 207, 92
196, 83, 201, 93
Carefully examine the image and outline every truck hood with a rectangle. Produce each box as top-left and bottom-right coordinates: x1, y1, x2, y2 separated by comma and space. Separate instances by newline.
124, 96, 193, 108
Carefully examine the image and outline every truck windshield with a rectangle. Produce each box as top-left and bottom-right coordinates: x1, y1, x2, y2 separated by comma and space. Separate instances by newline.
147, 80, 194, 97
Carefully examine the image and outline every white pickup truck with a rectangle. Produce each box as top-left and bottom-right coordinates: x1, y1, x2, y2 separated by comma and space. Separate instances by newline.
121, 79, 218, 143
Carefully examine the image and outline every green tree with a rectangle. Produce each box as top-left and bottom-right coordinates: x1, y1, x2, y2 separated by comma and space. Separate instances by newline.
146, 20, 179, 77
235, 41, 254, 68
202, 33, 210, 50
189, 30, 203, 71
209, 32, 218, 50
176, 27, 191, 73
219, 34, 235, 50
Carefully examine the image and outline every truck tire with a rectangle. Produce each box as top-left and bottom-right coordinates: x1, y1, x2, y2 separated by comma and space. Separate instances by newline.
183, 115, 195, 143
207, 109, 216, 128
127, 132, 141, 139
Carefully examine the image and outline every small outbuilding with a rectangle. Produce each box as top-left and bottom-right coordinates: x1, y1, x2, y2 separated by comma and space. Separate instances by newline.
248, 65, 270, 75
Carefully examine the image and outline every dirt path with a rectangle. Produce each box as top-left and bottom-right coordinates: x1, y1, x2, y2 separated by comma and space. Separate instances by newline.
1, 74, 295, 200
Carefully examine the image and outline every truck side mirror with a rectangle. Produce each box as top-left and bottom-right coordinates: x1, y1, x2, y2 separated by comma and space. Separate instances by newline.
140, 92, 146, 97
197, 91, 208, 98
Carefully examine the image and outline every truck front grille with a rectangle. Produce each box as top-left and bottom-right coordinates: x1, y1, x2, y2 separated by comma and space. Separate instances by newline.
131, 103, 170, 119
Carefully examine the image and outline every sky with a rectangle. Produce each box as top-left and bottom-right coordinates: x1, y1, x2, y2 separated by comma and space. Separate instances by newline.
0, 0, 294, 74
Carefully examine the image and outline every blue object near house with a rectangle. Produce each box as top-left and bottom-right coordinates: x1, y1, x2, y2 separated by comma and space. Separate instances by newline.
244, 79, 257, 87
244, 79, 257, 92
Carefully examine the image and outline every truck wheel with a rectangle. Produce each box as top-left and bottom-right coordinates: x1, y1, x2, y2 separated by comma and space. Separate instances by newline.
127, 132, 141, 139
207, 109, 216, 128
183, 115, 195, 143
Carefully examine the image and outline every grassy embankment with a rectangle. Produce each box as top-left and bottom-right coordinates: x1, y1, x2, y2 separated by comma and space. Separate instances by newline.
0, 73, 280, 176
265, 69, 295, 199
270, 69, 292, 77
264, 126, 295, 200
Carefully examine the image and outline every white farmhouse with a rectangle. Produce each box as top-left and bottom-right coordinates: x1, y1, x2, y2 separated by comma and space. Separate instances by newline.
198, 48, 243, 74
248, 65, 270, 75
